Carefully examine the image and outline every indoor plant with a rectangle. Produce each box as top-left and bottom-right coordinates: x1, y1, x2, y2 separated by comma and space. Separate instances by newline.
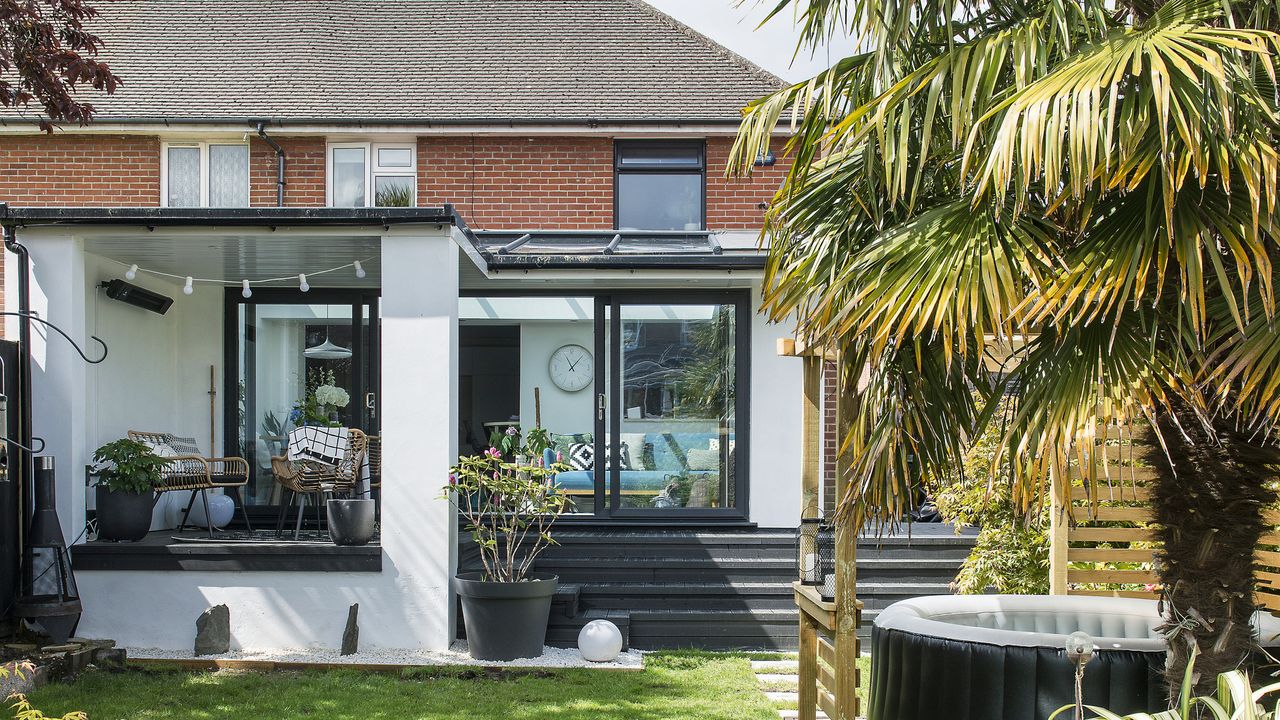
91, 439, 166, 542
443, 444, 569, 660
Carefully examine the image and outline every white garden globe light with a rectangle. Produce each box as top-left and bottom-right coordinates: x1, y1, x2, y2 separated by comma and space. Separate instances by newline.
578, 619, 624, 662
187, 493, 236, 529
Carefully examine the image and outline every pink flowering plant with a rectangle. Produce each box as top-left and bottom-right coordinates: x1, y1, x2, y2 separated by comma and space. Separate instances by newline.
443, 444, 570, 582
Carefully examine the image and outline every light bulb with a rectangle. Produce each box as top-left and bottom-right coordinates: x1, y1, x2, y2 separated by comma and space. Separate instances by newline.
241, 280, 252, 299
125, 264, 138, 280
354, 260, 366, 279
1065, 631, 1094, 665
298, 273, 310, 292
183, 276, 194, 295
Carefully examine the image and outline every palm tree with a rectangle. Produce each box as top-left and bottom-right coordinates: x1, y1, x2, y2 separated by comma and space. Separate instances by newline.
730, 0, 1280, 697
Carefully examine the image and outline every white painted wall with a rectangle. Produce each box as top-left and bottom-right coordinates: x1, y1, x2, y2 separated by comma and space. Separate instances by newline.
746, 282, 803, 528
83, 252, 224, 528
519, 321, 594, 437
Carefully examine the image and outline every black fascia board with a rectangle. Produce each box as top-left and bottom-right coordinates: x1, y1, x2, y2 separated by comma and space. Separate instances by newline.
484, 254, 765, 271
0, 205, 462, 228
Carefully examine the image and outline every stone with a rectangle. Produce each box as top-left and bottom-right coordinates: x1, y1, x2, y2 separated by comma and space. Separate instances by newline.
341, 604, 359, 656
0, 660, 44, 696
64, 648, 94, 675
194, 604, 230, 656
92, 648, 127, 670
39, 644, 78, 653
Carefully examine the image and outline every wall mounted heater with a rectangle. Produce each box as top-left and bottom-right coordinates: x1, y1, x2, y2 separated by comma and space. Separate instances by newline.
101, 279, 173, 315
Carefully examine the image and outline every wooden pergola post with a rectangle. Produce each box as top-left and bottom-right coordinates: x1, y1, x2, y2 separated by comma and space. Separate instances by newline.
1049, 468, 1069, 595
780, 338, 861, 720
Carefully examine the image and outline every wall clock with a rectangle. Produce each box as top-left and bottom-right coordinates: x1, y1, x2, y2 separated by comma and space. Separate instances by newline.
549, 343, 593, 392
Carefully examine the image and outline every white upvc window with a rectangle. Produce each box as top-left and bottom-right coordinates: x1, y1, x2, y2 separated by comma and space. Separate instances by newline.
327, 142, 416, 208
161, 141, 251, 208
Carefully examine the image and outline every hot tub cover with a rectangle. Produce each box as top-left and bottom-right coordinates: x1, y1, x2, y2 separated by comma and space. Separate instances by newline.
869, 595, 1280, 720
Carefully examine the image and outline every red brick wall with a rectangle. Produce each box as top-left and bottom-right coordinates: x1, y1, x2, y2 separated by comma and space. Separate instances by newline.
419, 135, 787, 231
419, 136, 615, 230
705, 136, 787, 230
0, 134, 160, 206
250, 136, 326, 207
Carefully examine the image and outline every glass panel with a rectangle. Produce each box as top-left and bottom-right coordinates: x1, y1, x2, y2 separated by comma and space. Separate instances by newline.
616, 173, 703, 231
208, 144, 249, 207
331, 147, 367, 207
239, 303, 357, 506
617, 142, 702, 168
373, 175, 414, 207
616, 304, 736, 511
166, 146, 201, 207
377, 147, 413, 167
459, 296, 597, 515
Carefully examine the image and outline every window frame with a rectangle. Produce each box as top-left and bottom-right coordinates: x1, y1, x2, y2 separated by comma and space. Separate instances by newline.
326, 141, 417, 208
613, 140, 707, 232
457, 287, 750, 523
160, 140, 251, 208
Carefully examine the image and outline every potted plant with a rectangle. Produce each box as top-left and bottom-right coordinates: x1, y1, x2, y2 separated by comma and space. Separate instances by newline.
92, 439, 167, 542
443, 440, 569, 661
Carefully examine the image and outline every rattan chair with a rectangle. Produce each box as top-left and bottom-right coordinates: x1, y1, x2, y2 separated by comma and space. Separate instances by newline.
367, 435, 381, 490
270, 428, 368, 540
126, 430, 252, 537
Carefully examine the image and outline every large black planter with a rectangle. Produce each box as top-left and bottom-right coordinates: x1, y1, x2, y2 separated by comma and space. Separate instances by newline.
95, 486, 154, 542
454, 572, 557, 661
326, 499, 376, 546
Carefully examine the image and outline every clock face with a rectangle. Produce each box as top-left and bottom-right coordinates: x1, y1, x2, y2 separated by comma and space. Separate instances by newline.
549, 344, 593, 392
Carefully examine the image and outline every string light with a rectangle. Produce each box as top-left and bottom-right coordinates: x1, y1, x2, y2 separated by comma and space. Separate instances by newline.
108, 257, 374, 299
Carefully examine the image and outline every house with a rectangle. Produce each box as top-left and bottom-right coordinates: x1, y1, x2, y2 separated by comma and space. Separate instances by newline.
0, 0, 820, 653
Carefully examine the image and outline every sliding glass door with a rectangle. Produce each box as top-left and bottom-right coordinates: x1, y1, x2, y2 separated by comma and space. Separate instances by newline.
458, 290, 748, 520
227, 289, 379, 509
606, 296, 747, 518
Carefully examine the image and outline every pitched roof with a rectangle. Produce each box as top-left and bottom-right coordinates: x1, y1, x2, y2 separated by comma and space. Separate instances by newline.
32, 0, 784, 125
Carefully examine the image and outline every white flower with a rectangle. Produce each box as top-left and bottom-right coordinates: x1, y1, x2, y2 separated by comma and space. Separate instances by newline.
314, 384, 350, 408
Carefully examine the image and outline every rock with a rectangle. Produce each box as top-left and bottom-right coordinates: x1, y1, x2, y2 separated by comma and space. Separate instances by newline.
341, 604, 359, 656
194, 605, 230, 656
39, 644, 78, 653
64, 647, 94, 675
0, 660, 44, 696
4, 644, 37, 653
93, 648, 127, 670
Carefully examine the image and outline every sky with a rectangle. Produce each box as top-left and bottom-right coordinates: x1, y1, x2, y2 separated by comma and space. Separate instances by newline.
641, 0, 852, 83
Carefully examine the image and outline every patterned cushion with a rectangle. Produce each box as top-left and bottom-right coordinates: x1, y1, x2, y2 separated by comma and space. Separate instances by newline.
567, 443, 594, 471
565, 442, 634, 472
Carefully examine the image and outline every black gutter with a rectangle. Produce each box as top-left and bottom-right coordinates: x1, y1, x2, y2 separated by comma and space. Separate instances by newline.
2, 223, 32, 573
255, 122, 287, 207
0, 206, 460, 227
484, 254, 765, 271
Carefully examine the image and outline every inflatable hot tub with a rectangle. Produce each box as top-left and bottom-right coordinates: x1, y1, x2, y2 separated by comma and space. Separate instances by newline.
870, 595, 1280, 720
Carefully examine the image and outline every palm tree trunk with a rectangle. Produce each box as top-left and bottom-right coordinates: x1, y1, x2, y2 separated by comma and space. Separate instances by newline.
1145, 405, 1276, 701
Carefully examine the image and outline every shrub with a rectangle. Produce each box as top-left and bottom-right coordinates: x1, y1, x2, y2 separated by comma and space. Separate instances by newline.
932, 406, 1050, 594
91, 439, 166, 494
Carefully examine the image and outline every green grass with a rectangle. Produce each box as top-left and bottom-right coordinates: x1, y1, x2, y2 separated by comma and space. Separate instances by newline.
24, 652, 779, 720
767, 655, 872, 713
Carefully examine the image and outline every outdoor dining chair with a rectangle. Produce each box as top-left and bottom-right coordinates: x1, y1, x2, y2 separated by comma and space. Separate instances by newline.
270, 427, 368, 540
126, 430, 253, 538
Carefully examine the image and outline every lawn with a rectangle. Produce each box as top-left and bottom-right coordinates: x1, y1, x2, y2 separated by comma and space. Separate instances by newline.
23, 652, 779, 720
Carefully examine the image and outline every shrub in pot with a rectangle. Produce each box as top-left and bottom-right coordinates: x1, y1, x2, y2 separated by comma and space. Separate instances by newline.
443, 432, 569, 661
92, 439, 166, 542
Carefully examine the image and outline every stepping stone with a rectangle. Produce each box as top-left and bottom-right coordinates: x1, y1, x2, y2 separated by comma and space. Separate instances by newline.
765, 691, 798, 703
756, 672, 799, 684
752, 659, 799, 672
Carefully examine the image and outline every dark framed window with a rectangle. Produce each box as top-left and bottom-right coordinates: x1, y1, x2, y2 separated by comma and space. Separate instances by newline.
458, 288, 750, 523
614, 140, 706, 231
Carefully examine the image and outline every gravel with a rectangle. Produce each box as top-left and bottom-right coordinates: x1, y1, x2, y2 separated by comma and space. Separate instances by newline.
128, 642, 644, 670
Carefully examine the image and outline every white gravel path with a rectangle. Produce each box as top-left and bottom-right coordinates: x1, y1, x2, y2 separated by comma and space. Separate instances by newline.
128, 641, 643, 670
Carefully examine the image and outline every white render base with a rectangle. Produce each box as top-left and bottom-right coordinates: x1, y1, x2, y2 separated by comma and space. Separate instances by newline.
75, 568, 450, 652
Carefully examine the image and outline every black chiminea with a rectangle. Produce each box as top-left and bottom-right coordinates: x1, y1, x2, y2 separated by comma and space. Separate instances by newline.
14, 456, 81, 643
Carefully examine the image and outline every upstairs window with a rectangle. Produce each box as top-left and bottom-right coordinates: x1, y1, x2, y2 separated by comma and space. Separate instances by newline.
328, 143, 416, 207
615, 140, 705, 231
162, 142, 250, 207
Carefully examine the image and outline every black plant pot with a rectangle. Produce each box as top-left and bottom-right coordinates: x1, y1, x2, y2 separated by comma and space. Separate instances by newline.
95, 486, 154, 542
454, 572, 557, 661
327, 499, 376, 546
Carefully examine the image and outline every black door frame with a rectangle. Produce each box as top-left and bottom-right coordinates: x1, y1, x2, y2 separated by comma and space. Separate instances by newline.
223, 287, 381, 516
459, 288, 751, 522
